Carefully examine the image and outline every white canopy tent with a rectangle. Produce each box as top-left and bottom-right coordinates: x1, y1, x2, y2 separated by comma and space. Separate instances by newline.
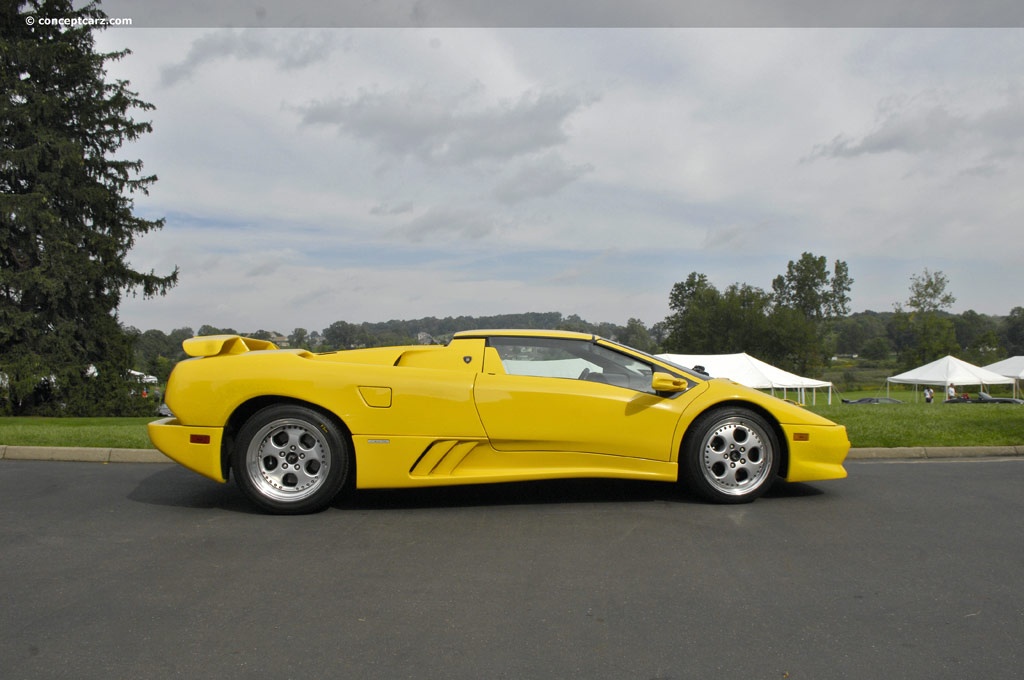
657, 352, 833, 405
983, 356, 1024, 379
128, 369, 159, 384
887, 355, 1014, 399
983, 356, 1024, 397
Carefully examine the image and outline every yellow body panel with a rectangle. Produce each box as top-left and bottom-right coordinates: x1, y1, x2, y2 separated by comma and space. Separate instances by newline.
473, 373, 692, 460
147, 417, 226, 482
351, 435, 677, 488
166, 340, 487, 440
150, 331, 849, 492
780, 423, 850, 482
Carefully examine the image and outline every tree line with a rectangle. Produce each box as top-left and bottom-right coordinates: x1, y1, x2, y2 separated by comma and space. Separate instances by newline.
659, 261, 1023, 375
127, 258, 1024, 391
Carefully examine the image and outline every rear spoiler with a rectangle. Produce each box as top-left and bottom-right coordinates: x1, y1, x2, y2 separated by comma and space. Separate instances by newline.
183, 335, 279, 358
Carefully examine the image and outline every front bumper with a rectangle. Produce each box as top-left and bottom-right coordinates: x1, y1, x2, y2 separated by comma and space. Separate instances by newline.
780, 423, 850, 483
147, 417, 227, 483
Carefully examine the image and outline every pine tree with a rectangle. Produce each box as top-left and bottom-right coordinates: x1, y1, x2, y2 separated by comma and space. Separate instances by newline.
1, 0, 178, 415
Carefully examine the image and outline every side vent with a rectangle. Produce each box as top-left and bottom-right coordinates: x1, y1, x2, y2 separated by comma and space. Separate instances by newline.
410, 440, 482, 477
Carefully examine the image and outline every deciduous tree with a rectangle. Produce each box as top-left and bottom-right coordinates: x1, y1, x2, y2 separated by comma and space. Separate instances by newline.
1003, 307, 1024, 356
892, 269, 959, 368
620, 317, 656, 353
663, 272, 722, 354
769, 253, 852, 373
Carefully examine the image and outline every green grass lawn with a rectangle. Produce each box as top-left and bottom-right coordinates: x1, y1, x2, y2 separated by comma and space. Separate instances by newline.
0, 417, 158, 449
1, 403, 1022, 451
808, 402, 1024, 448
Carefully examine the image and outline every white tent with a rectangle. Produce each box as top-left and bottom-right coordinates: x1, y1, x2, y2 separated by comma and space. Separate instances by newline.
983, 356, 1024, 380
657, 352, 833, 405
983, 356, 1024, 397
128, 369, 159, 384
887, 355, 1013, 399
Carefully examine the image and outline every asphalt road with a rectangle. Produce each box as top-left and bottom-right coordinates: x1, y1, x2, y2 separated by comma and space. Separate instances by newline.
1, 458, 1022, 680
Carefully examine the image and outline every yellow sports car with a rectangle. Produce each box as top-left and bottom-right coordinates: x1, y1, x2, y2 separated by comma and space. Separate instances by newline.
149, 329, 848, 514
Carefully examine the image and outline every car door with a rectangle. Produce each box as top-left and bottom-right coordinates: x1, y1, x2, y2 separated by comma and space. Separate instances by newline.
473, 336, 693, 461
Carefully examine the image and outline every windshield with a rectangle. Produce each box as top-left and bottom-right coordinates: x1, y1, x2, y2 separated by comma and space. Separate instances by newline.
488, 335, 698, 393
597, 337, 708, 380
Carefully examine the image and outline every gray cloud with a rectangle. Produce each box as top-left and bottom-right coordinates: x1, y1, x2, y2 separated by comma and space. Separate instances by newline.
396, 205, 507, 242
808, 91, 1024, 164
811, 103, 966, 158
370, 200, 416, 216
493, 153, 594, 204
160, 29, 342, 86
298, 86, 595, 165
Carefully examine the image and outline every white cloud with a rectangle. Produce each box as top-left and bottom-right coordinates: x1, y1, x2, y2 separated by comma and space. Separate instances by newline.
96, 27, 1024, 334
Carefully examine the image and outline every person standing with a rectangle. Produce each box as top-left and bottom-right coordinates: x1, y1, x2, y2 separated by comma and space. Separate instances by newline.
924, 387, 934, 403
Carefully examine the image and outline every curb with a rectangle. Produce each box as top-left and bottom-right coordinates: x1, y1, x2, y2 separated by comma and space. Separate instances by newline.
2, 445, 1023, 464
0, 445, 169, 464
847, 446, 1024, 460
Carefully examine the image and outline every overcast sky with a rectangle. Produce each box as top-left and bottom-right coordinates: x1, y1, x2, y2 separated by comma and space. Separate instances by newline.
84, 4, 1024, 334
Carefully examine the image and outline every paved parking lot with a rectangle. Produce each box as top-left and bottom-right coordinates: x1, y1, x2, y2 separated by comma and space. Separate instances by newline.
1, 457, 1022, 679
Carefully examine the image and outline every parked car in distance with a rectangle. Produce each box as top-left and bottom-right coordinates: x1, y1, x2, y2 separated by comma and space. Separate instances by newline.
841, 397, 903, 404
944, 392, 1024, 404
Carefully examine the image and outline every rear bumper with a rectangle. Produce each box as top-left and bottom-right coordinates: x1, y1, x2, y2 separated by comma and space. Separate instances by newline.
147, 417, 227, 483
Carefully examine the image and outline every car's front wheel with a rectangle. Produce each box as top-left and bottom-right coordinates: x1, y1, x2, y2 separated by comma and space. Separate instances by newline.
680, 407, 780, 504
232, 404, 351, 514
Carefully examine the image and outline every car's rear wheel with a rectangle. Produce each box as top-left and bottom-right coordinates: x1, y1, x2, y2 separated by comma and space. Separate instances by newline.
680, 407, 779, 504
232, 404, 351, 514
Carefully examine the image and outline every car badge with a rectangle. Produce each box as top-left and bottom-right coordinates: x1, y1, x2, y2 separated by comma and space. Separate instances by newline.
463, 356, 472, 364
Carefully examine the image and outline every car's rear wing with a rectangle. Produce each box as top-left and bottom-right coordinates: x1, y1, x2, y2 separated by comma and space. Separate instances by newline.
183, 335, 279, 358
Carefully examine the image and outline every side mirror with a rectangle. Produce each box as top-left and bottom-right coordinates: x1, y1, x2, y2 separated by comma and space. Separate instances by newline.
651, 372, 688, 393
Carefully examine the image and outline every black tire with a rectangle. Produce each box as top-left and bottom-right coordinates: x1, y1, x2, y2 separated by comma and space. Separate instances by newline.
680, 407, 780, 504
231, 404, 351, 514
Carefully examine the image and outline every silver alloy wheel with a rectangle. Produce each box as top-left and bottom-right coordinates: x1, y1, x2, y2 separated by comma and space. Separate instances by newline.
244, 417, 331, 502
698, 416, 773, 496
